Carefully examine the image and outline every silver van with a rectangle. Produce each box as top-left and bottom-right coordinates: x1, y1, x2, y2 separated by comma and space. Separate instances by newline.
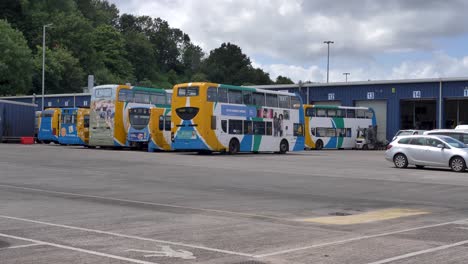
424, 129, 468, 145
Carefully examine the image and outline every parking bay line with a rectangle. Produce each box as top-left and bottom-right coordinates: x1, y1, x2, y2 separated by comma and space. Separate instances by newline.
3, 243, 42, 250
254, 217, 468, 258
0, 233, 158, 264
0, 215, 254, 257
365, 239, 468, 264
0, 184, 289, 222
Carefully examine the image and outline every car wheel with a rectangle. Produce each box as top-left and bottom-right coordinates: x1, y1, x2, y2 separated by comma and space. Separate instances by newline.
315, 140, 323, 150
415, 165, 425, 169
279, 140, 289, 154
394, 153, 408, 168
450, 156, 466, 172
228, 138, 240, 155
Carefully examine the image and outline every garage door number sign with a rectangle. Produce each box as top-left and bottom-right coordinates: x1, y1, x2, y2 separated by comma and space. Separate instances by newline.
464, 88, 468, 97
413, 91, 421, 99
367, 92, 375, 100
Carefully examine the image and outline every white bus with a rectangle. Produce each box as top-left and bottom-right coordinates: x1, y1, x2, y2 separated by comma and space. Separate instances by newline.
304, 105, 376, 149
171, 82, 305, 154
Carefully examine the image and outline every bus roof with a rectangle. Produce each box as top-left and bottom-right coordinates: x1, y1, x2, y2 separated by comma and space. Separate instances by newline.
132, 86, 168, 93
304, 104, 372, 110
175, 82, 297, 96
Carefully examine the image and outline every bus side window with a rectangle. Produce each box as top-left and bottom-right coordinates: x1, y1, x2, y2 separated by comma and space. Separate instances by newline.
278, 95, 290, 108
164, 116, 171, 131
243, 120, 253, 134
357, 110, 366, 118
266, 122, 273, 135
252, 92, 265, 106
218, 88, 228, 103
221, 120, 227, 133
266, 94, 278, 107
253, 121, 265, 135
346, 128, 352, 137
243, 91, 252, 105
291, 96, 300, 109
159, 115, 164, 130
327, 109, 337, 117
365, 110, 374, 119
347, 109, 355, 118
311, 127, 316, 136
228, 90, 243, 104
211, 116, 216, 130
336, 109, 344, 117
305, 108, 315, 117
207, 87, 217, 102
317, 109, 326, 117
229, 120, 243, 134
294, 123, 304, 136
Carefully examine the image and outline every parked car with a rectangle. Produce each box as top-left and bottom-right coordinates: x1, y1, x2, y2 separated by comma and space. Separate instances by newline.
424, 129, 468, 145
391, 129, 426, 142
385, 135, 468, 172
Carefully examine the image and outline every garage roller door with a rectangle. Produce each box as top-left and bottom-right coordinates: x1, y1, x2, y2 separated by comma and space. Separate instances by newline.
355, 100, 387, 142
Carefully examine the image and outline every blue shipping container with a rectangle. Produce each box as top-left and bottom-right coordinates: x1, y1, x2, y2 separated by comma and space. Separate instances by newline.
0, 100, 37, 142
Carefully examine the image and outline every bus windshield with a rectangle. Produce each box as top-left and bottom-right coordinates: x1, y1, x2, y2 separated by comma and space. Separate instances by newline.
129, 108, 150, 130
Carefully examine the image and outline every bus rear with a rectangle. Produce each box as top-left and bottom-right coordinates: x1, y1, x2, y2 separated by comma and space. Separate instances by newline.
38, 108, 60, 144
148, 107, 172, 152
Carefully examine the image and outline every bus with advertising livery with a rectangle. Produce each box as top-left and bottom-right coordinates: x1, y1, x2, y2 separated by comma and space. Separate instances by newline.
89, 84, 131, 147
58, 108, 90, 146
303, 105, 376, 150
171, 82, 305, 154
37, 108, 61, 144
125, 87, 172, 151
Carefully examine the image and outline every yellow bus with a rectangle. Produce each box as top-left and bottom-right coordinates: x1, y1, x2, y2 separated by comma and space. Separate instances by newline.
37, 108, 61, 144
148, 106, 172, 151
171, 82, 305, 154
89, 84, 131, 147
77, 108, 90, 145
58, 108, 90, 145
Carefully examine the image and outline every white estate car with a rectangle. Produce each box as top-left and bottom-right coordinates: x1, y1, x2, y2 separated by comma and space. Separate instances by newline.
385, 135, 468, 172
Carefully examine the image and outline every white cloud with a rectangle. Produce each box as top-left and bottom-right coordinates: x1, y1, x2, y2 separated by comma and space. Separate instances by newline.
111, 0, 468, 82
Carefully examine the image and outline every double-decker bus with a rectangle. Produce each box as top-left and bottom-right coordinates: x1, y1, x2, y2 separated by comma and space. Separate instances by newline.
89, 84, 131, 147
58, 108, 90, 145
125, 87, 172, 151
171, 82, 305, 154
37, 108, 61, 144
304, 105, 376, 150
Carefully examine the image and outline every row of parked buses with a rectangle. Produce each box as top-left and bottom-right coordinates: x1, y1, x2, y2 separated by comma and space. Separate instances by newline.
35, 82, 376, 154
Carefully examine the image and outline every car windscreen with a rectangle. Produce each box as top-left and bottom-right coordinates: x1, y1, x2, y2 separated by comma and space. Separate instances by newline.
396, 131, 413, 136
440, 136, 467, 148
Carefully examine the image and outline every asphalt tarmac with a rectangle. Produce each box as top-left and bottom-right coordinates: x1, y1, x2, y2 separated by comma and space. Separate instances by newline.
1, 144, 468, 263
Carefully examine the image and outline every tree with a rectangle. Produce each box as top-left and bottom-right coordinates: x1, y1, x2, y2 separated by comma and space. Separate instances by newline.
32, 46, 85, 94
92, 24, 134, 83
76, 0, 119, 27
203, 42, 274, 85
276, 75, 294, 84
0, 19, 33, 95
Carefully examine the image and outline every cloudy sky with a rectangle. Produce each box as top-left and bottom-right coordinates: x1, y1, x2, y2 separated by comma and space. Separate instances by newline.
110, 0, 468, 83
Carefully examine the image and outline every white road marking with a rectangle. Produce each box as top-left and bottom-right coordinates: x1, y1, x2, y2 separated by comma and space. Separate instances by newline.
3, 243, 42, 250
126, 246, 196, 260
0, 214, 253, 257
456, 227, 468, 230
0, 233, 158, 264
254, 217, 468, 258
0, 184, 288, 222
366, 239, 468, 264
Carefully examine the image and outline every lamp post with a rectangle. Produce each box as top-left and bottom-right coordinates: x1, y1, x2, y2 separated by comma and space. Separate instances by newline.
323, 40, 334, 83
42, 23, 53, 111
343, 72, 350, 82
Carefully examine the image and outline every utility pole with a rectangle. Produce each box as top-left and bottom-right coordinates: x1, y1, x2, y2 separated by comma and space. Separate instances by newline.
343, 72, 350, 82
42, 23, 53, 111
323, 40, 334, 83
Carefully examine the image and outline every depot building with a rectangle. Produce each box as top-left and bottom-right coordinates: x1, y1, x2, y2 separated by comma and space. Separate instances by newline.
2, 77, 468, 143
252, 77, 468, 142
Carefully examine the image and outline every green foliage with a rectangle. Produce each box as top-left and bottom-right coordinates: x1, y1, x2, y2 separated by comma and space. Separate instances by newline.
276, 75, 294, 84
0, 19, 33, 96
0, 0, 291, 95
32, 46, 85, 94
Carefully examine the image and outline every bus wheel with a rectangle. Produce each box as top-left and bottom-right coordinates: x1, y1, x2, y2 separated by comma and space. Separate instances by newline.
279, 140, 289, 154
228, 139, 240, 155
315, 140, 323, 150
42, 140, 51, 144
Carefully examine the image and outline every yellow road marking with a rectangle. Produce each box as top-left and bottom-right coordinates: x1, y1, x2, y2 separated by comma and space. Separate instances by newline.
300, 208, 429, 225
